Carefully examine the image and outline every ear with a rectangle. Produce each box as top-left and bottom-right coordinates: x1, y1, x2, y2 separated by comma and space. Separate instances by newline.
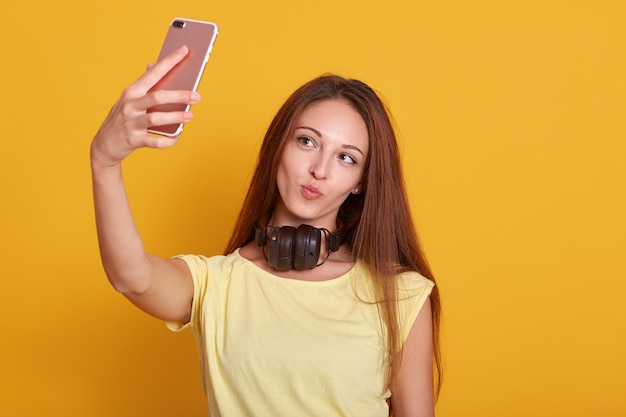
352, 182, 365, 195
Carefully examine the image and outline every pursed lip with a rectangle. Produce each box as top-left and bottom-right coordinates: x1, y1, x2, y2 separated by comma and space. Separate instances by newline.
300, 184, 323, 200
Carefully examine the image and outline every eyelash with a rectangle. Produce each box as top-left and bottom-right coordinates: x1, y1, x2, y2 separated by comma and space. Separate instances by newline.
297, 136, 315, 147
339, 153, 357, 165
296, 136, 358, 165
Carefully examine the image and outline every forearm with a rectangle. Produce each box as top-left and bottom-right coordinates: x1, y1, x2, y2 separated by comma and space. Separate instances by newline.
91, 160, 152, 294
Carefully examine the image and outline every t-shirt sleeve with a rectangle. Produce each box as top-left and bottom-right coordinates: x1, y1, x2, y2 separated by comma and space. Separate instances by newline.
164, 254, 210, 332
396, 272, 435, 344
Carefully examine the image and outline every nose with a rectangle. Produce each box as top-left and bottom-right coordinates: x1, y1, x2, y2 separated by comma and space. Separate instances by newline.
309, 153, 329, 179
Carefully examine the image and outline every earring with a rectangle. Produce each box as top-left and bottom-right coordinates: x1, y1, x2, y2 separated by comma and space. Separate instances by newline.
354, 187, 360, 193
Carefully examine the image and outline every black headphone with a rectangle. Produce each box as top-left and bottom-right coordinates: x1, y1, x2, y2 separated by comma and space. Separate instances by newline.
255, 224, 346, 271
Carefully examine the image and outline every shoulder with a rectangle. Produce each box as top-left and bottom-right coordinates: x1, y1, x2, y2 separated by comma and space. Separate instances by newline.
393, 270, 434, 341
175, 250, 249, 282
395, 270, 435, 312
349, 263, 434, 303
396, 270, 435, 297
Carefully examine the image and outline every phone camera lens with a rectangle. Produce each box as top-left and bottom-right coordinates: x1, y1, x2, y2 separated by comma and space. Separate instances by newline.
173, 21, 185, 28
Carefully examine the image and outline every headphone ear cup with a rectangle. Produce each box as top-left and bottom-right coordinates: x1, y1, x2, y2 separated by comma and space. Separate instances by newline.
294, 225, 322, 270
268, 226, 296, 271
255, 227, 267, 247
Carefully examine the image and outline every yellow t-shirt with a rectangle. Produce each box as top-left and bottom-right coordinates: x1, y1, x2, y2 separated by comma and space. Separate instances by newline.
167, 250, 433, 417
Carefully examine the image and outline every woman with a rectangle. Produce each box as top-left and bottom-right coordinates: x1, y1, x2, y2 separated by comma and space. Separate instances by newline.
91, 45, 441, 416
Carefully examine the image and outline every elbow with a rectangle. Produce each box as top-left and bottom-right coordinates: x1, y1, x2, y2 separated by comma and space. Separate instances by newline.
110, 279, 150, 296
105, 267, 152, 296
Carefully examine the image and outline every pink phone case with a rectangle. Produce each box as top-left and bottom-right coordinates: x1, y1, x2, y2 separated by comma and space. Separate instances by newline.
148, 18, 218, 137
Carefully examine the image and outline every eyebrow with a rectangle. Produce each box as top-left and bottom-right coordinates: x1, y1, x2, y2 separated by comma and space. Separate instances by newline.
296, 126, 366, 157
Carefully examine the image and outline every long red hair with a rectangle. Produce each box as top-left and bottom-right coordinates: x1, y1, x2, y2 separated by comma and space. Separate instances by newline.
225, 74, 442, 398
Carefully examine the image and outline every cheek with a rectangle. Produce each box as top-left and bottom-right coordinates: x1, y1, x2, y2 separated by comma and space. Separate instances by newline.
333, 177, 361, 202
275, 155, 295, 193
275, 164, 287, 193
277, 148, 306, 178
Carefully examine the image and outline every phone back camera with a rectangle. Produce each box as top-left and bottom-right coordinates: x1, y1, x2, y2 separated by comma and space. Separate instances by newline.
173, 20, 185, 28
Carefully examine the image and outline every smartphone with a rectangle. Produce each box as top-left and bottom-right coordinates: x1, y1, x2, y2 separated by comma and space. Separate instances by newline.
148, 18, 218, 137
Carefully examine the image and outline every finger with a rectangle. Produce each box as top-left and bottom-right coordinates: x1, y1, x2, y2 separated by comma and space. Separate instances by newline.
136, 89, 201, 112
139, 110, 194, 132
129, 132, 181, 150
135, 45, 190, 92
145, 134, 181, 149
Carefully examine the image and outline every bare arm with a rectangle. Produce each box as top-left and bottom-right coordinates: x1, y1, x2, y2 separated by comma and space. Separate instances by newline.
91, 46, 199, 323
390, 298, 435, 417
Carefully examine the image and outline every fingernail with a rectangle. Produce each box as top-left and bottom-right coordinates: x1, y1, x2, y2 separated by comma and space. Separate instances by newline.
184, 111, 194, 121
190, 92, 201, 103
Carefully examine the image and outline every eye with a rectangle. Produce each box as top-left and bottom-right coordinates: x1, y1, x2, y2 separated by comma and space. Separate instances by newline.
297, 135, 316, 148
339, 153, 357, 165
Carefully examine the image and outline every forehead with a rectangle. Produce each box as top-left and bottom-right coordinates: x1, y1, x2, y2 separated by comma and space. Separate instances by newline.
298, 98, 362, 121
296, 99, 369, 149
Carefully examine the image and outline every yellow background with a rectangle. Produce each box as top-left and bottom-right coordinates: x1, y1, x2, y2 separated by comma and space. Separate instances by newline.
1, 0, 624, 416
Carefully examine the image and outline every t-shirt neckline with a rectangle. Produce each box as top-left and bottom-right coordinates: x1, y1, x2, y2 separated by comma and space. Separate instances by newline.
233, 248, 360, 286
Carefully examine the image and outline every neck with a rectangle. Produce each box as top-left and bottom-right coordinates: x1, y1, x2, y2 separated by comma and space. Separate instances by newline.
254, 223, 346, 271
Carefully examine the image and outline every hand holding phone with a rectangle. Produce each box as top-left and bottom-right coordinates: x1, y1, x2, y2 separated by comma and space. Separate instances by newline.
148, 18, 218, 137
